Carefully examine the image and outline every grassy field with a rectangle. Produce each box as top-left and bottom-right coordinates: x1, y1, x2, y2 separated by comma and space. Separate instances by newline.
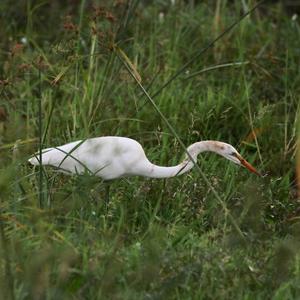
0, 0, 300, 299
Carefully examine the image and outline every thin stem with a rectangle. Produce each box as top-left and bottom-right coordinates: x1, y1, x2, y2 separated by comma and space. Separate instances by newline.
38, 69, 43, 209
184, 61, 250, 80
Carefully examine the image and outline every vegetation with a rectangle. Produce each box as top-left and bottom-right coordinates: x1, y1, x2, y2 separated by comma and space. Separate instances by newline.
0, 1, 299, 299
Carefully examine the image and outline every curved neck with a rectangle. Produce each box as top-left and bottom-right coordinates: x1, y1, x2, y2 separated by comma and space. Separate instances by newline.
142, 141, 212, 179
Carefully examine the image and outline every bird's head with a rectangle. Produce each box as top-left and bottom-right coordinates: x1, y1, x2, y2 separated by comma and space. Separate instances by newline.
213, 142, 261, 176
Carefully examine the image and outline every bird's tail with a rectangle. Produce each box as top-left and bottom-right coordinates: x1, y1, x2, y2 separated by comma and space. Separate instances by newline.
28, 148, 54, 166
28, 156, 39, 165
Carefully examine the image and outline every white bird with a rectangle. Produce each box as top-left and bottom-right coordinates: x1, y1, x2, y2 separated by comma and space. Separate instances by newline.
28, 136, 260, 179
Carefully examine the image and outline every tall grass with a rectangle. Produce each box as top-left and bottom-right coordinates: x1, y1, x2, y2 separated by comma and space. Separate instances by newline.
0, 1, 300, 299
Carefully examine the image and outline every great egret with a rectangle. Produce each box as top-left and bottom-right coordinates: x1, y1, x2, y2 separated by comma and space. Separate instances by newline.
28, 136, 260, 179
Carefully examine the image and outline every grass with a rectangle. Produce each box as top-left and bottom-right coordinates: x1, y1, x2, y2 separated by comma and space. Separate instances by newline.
0, 0, 300, 299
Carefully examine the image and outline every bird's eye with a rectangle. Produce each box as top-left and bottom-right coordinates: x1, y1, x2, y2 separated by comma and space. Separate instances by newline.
231, 152, 237, 157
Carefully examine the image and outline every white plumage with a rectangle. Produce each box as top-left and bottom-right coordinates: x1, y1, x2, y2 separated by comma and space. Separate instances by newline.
28, 136, 260, 180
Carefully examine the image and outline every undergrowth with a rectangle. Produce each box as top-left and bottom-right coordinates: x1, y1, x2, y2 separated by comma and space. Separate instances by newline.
0, 1, 300, 299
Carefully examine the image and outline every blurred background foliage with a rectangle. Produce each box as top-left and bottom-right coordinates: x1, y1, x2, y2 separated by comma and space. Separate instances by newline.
0, 0, 300, 299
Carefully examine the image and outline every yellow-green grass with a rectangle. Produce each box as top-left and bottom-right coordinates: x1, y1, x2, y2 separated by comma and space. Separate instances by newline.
0, 1, 299, 299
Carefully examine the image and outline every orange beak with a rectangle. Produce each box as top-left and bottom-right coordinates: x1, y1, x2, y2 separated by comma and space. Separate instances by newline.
236, 154, 261, 176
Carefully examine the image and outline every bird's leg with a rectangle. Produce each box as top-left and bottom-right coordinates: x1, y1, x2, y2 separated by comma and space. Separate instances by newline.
104, 183, 110, 210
